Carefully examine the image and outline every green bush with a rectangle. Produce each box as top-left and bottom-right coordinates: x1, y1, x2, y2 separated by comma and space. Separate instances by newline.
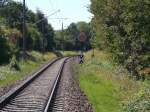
27, 24, 43, 51
90, 0, 150, 79
123, 88, 150, 112
53, 51, 63, 57
10, 55, 20, 71
0, 37, 10, 64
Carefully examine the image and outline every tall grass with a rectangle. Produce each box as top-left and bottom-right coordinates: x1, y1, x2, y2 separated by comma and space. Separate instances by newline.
62, 51, 79, 57
0, 51, 56, 87
78, 49, 148, 112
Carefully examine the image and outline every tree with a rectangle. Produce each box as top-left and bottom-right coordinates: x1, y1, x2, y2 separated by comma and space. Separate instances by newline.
45, 24, 55, 51
90, 0, 150, 78
26, 24, 43, 51
35, 9, 55, 51
0, 0, 55, 64
54, 22, 92, 51
65, 23, 79, 50
0, 25, 21, 63
0, 0, 24, 30
0, 0, 9, 7
76, 21, 92, 50
27, 10, 36, 24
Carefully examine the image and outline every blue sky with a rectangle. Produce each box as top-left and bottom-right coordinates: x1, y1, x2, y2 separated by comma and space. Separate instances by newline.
14, 0, 92, 30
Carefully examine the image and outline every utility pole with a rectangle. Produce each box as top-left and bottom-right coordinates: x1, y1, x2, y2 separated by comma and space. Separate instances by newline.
32, 10, 61, 52
42, 22, 45, 54
61, 22, 64, 51
56, 18, 68, 51
23, 0, 26, 59
48, 18, 68, 51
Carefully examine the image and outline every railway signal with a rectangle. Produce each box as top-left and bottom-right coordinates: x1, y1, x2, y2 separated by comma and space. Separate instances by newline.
79, 32, 87, 43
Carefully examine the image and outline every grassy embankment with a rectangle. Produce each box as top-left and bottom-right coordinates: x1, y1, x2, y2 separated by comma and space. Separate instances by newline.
78, 49, 148, 112
61, 51, 79, 57
0, 51, 56, 87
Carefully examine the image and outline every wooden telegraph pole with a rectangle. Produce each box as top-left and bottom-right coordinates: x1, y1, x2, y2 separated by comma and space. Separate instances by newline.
48, 18, 68, 51
23, 0, 26, 59
61, 22, 64, 51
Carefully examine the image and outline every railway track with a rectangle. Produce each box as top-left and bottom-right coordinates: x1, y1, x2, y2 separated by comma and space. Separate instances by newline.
0, 58, 67, 112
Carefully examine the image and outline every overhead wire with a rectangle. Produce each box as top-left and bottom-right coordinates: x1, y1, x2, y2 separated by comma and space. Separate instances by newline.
29, 0, 38, 11
48, 0, 54, 11
48, 0, 62, 30
33, 10, 60, 25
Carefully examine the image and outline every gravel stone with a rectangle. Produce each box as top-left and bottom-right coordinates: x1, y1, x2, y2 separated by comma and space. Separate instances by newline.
51, 58, 93, 112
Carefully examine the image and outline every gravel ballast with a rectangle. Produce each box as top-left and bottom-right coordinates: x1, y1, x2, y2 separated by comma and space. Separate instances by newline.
0, 58, 93, 112
51, 58, 93, 112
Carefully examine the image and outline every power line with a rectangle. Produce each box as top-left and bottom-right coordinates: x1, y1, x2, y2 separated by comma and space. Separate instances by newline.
33, 9, 60, 25
48, 18, 68, 20
48, 0, 54, 11
29, 0, 38, 10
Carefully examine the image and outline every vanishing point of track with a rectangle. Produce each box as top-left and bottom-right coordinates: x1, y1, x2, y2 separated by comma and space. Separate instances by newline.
0, 58, 67, 112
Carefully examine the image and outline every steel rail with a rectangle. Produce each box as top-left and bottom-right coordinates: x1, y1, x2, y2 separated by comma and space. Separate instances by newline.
44, 58, 68, 112
0, 58, 61, 109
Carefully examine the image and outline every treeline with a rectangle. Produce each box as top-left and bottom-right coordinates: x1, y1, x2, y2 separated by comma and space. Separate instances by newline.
55, 22, 92, 51
0, 0, 55, 63
90, 0, 150, 79
0, 0, 92, 64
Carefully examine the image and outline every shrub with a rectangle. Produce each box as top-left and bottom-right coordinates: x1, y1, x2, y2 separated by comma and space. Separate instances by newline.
10, 55, 20, 71
0, 37, 10, 63
53, 51, 63, 57
27, 24, 43, 51
123, 87, 150, 112
0, 25, 21, 64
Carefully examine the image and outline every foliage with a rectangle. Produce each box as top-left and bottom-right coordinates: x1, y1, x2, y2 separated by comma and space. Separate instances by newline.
0, 51, 56, 87
0, 0, 9, 7
35, 9, 55, 51
77, 50, 121, 112
90, 0, 150, 79
0, 0, 55, 64
123, 87, 150, 112
55, 21, 92, 51
0, 0, 24, 30
65, 23, 79, 50
53, 51, 63, 57
78, 49, 148, 112
0, 25, 21, 63
0, 37, 10, 63
10, 55, 20, 71
62, 51, 78, 57
26, 24, 43, 51
45, 24, 55, 51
